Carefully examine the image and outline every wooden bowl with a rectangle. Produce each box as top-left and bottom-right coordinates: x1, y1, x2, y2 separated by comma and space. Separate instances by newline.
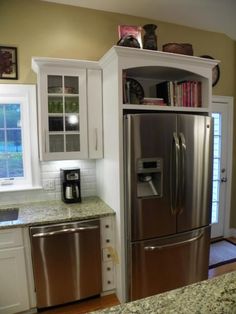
162, 43, 193, 55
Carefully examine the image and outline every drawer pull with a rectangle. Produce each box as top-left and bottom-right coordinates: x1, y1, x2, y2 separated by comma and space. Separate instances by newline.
107, 254, 111, 258
107, 280, 111, 284
105, 224, 109, 228
107, 267, 111, 271
106, 239, 110, 243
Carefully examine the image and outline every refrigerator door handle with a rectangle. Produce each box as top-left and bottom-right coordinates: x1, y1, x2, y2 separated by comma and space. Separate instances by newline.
170, 132, 180, 215
179, 132, 186, 214
144, 231, 204, 251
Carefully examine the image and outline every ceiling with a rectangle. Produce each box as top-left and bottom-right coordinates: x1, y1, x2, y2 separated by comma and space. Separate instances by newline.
43, 0, 236, 40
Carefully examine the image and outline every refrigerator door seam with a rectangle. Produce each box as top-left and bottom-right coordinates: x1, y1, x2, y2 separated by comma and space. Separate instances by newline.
171, 132, 180, 215
178, 132, 186, 215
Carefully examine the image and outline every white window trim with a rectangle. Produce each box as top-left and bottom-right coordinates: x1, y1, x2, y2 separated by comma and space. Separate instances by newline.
0, 84, 41, 192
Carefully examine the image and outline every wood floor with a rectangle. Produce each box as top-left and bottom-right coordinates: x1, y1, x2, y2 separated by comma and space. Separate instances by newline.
40, 237, 236, 314
40, 294, 120, 314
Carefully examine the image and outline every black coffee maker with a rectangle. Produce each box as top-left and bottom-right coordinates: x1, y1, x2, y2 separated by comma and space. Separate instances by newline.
60, 168, 81, 203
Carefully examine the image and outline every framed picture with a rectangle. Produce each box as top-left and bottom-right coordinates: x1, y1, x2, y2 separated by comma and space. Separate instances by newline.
0, 46, 18, 80
118, 25, 142, 48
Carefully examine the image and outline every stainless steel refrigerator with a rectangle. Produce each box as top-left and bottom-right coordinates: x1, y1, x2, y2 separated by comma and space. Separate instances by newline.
124, 113, 213, 301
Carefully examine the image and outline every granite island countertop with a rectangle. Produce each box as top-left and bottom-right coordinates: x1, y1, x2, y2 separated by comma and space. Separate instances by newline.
0, 196, 115, 229
91, 271, 236, 314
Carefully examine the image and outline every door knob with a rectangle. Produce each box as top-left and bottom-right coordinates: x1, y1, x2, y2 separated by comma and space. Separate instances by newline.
221, 177, 227, 183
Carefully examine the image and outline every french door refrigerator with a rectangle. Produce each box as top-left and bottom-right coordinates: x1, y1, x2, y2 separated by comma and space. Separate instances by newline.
124, 113, 213, 301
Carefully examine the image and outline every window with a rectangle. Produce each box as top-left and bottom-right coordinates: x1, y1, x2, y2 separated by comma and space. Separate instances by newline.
211, 112, 221, 224
0, 104, 23, 179
0, 85, 40, 191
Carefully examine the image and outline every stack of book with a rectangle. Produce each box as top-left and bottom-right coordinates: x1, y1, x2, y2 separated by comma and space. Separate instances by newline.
156, 80, 202, 107
142, 98, 165, 106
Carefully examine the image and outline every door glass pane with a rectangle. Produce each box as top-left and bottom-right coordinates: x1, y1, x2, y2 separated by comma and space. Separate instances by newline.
49, 135, 64, 152
48, 75, 62, 94
48, 96, 63, 113
211, 113, 221, 224
65, 115, 79, 131
64, 76, 79, 94
65, 96, 79, 113
49, 117, 64, 132
66, 134, 80, 152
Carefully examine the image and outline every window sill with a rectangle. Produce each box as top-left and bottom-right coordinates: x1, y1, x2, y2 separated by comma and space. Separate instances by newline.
0, 185, 43, 193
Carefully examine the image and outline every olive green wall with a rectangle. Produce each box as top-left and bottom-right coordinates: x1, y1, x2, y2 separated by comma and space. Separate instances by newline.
1, 0, 236, 225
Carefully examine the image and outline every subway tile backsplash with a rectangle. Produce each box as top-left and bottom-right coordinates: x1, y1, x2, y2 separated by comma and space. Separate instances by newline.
0, 160, 97, 206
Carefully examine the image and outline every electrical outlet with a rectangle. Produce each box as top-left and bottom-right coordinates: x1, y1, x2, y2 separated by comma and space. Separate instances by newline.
43, 179, 55, 191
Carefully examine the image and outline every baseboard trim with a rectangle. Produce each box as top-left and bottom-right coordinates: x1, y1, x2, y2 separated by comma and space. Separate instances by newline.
228, 228, 236, 237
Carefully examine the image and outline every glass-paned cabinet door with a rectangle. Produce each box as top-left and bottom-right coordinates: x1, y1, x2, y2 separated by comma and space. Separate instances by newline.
42, 68, 87, 160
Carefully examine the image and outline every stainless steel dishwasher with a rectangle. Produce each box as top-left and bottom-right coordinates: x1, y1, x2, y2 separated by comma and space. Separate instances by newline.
30, 219, 102, 309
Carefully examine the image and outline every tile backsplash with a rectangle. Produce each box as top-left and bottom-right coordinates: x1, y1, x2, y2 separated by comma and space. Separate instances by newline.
0, 160, 96, 205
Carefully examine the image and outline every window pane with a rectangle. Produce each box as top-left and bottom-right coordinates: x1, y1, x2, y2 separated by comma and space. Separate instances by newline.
0, 158, 7, 177
0, 130, 5, 152
211, 202, 219, 224
0, 104, 24, 179
213, 136, 221, 158
8, 153, 23, 177
6, 104, 21, 128
0, 106, 4, 128
213, 159, 220, 180
7, 130, 22, 152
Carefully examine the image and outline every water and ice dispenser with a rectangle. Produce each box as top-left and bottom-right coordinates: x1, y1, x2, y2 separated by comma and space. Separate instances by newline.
136, 158, 163, 198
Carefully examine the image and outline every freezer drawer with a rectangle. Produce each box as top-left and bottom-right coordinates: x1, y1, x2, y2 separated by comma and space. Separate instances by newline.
128, 226, 210, 301
30, 219, 102, 309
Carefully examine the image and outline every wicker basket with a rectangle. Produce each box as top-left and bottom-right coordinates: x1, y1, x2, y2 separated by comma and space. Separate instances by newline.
162, 43, 193, 56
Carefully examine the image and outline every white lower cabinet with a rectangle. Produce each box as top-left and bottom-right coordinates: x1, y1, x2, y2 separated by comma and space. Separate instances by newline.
0, 229, 30, 314
100, 216, 116, 292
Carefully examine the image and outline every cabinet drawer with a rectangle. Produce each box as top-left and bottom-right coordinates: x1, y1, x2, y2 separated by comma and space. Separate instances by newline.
102, 247, 113, 262
101, 216, 114, 248
102, 261, 115, 291
0, 228, 23, 249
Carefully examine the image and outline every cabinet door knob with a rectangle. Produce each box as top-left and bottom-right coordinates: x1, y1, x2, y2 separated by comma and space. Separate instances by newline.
106, 239, 110, 243
105, 224, 109, 228
107, 254, 111, 258
107, 267, 111, 271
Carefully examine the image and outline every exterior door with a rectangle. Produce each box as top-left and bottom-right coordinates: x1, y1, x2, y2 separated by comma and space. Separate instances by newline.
177, 115, 213, 232
211, 96, 233, 238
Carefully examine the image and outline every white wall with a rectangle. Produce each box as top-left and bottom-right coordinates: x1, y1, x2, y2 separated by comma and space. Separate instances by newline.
0, 160, 97, 205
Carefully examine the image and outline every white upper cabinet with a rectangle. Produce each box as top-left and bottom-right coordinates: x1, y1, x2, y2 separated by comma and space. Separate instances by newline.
32, 58, 103, 161
99, 46, 219, 113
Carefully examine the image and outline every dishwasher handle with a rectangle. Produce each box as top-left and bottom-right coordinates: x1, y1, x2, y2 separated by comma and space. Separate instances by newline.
32, 225, 99, 238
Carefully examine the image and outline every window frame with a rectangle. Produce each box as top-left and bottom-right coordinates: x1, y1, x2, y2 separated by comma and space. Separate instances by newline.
0, 84, 41, 192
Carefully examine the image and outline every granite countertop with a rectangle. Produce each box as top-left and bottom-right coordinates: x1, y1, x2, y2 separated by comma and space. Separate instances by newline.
92, 271, 236, 314
0, 196, 115, 229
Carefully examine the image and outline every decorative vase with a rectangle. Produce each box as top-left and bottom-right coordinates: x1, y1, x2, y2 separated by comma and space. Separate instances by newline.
143, 24, 157, 50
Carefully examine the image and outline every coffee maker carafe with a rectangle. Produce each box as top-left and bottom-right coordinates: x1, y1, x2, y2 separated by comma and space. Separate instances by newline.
60, 168, 81, 203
